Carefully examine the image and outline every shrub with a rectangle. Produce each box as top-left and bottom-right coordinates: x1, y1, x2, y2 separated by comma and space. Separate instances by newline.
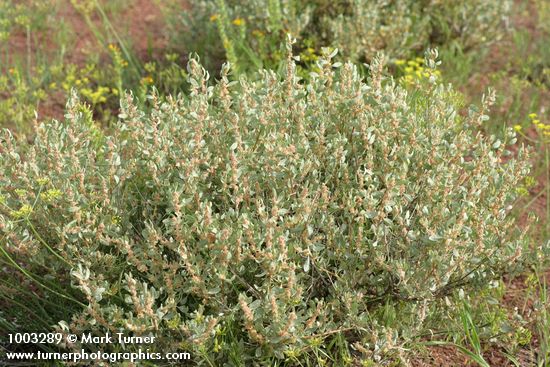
329, 0, 511, 61
169, 0, 511, 75
0, 47, 530, 364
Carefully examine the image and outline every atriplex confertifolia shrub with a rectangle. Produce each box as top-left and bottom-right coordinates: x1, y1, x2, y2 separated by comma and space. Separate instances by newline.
0, 46, 530, 363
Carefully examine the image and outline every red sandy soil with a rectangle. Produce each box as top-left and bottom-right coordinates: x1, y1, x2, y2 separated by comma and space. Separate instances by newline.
7, 0, 170, 64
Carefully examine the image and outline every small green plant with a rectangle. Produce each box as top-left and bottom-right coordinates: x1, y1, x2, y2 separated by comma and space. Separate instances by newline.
425, 302, 491, 367
0, 0, 58, 131
393, 57, 443, 87
534, 274, 550, 366
0, 68, 46, 131
524, 266, 550, 367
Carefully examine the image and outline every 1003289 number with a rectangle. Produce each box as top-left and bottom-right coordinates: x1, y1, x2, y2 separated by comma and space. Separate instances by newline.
8, 333, 64, 344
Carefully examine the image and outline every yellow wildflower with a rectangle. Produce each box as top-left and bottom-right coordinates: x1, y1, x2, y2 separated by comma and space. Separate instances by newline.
404, 75, 414, 84
40, 189, 62, 203
516, 187, 529, 196
141, 75, 154, 85
81, 86, 110, 105
12, 204, 33, 219
395, 59, 406, 66
528, 113, 538, 119
232, 18, 244, 26
513, 125, 522, 132
210, 14, 218, 22
252, 29, 264, 37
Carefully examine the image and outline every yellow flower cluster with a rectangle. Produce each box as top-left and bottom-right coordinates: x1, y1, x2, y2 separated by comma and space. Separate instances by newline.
232, 18, 244, 26
300, 47, 318, 63
70, 0, 95, 15
140, 75, 154, 85
109, 43, 129, 68
252, 29, 264, 38
61, 64, 112, 105
514, 113, 550, 144
40, 188, 62, 203
81, 86, 111, 105
11, 204, 33, 219
516, 175, 536, 196
37, 177, 49, 186
62, 71, 79, 90
529, 113, 550, 138
395, 57, 441, 85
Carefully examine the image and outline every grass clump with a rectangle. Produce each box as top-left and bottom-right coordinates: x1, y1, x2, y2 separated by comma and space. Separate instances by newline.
0, 46, 531, 364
